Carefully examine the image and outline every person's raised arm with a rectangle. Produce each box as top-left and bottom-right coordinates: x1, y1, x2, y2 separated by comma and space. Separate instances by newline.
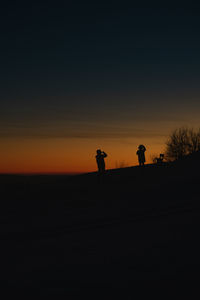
102, 151, 107, 157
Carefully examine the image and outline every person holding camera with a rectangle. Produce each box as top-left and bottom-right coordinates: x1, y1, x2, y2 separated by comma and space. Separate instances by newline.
95, 149, 107, 174
136, 144, 146, 166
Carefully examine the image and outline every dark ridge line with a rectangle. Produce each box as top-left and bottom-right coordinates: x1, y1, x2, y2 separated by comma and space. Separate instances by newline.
0, 162, 170, 178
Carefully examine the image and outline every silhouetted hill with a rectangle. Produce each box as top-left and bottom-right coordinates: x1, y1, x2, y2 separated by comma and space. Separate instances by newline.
1, 158, 200, 295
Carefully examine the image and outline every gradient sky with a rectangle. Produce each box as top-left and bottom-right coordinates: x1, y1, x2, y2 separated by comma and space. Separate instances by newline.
1, 2, 200, 173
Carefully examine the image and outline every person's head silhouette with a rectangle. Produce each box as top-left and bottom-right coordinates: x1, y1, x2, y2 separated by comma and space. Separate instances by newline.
138, 144, 145, 151
97, 149, 101, 155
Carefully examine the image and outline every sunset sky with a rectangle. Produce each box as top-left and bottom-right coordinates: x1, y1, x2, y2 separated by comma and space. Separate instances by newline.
1, 2, 200, 173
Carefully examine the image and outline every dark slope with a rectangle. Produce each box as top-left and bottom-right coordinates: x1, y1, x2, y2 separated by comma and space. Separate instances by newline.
1, 157, 200, 295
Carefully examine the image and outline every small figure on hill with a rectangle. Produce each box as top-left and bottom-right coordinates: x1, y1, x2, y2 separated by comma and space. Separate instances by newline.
156, 154, 164, 164
96, 149, 107, 174
136, 144, 146, 166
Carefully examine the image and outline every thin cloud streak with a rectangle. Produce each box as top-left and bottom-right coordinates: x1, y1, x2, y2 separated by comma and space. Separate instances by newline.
0, 122, 167, 139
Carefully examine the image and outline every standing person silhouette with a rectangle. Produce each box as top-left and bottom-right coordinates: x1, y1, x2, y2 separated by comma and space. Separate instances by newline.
96, 149, 107, 174
136, 145, 146, 166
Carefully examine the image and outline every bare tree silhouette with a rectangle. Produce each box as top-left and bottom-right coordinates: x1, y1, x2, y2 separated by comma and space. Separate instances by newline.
165, 127, 200, 161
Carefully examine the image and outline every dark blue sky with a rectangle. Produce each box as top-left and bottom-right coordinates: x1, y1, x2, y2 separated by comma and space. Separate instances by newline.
1, 2, 200, 138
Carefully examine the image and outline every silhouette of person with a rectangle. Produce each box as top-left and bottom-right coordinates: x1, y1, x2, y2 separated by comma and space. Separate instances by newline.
136, 145, 146, 166
96, 149, 107, 174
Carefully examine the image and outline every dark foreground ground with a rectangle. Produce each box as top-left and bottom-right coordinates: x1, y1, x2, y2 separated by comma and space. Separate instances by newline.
1, 156, 200, 296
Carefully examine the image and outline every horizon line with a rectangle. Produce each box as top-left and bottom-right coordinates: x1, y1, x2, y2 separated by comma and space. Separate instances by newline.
0, 171, 84, 176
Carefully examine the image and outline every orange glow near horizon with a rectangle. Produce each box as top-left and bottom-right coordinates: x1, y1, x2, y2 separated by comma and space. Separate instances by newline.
0, 136, 166, 174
